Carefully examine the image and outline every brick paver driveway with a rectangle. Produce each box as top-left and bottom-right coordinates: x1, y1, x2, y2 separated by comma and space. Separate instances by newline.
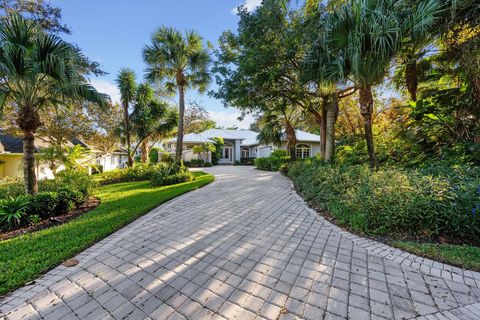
2, 166, 480, 320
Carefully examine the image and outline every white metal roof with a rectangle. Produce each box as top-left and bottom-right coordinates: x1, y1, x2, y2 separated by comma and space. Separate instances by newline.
166, 129, 320, 145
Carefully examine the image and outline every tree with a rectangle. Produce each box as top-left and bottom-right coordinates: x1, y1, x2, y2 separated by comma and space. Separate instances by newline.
0, 15, 107, 194
0, 0, 70, 34
63, 145, 95, 172
327, 0, 404, 169
116, 68, 136, 167
184, 100, 216, 134
130, 83, 178, 163
143, 27, 211, 162
192, 142, 215, 162
37, 146, 64, 175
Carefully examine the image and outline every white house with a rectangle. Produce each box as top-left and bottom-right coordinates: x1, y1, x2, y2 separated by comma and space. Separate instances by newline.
165, 129, 321, 164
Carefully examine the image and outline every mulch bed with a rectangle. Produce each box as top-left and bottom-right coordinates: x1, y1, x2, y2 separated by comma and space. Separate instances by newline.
0, 197, 100, 242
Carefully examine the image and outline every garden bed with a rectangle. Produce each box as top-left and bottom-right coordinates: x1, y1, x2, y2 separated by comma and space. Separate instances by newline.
0, 197, 100, 242
286, 159, 480, 270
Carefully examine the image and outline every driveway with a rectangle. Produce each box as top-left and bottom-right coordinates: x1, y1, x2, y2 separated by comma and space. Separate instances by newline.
2, 166, 480, 320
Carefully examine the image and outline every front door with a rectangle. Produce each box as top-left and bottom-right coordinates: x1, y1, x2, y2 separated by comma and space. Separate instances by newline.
222, 146, 233, 162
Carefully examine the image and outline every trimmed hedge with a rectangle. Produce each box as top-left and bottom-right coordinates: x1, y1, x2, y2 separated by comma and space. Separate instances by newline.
287, 159, 480, 244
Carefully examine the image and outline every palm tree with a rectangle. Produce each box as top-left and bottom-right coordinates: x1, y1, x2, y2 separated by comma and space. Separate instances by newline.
327, 0, 403, 169
396, 0, 450, 101
0, 15, 107, 194
130, 83, 178, 162
115, 68, 136, 167
143, 26, 211, 162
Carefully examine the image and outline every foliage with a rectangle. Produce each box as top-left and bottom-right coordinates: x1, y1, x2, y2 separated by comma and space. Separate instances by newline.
185, 159, 212, 167
0, 178, 25, 200
95, 163, 165, 186
0, 14, 107, 194
288, 160, 480, 243
149, 147, 161, 163
143, 26, 212, 161
0, 171, 214, 295
254, 152, 290, 172
29, 192, 58, 219
0, 0, 71, 34
184, 101, 216, 134
0, 196, 30, 230
211, 137, 224, 165
159, 152, 175, 164
151, 162, 193, 186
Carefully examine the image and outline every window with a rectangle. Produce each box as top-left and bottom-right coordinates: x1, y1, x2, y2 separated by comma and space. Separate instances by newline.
296, 144, 310, 159
241, 148, 250, 158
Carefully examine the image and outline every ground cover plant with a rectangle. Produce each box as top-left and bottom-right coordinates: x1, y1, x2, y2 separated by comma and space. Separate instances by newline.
0, 171, 214, 295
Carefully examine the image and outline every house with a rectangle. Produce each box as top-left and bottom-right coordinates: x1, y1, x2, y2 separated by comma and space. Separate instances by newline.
0, 133, 128, 179
165, 129, 321, 164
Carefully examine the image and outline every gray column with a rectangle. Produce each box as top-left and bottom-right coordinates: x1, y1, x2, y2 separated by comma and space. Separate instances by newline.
235, 139, 241, 162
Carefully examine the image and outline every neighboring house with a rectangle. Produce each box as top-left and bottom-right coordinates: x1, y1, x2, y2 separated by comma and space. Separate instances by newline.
0, 133, 128, 179
165, 129, 321, 164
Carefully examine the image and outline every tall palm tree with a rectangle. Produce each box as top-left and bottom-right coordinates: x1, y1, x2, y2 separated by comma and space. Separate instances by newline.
0, 15, 107, 194
143, 27, 211, 162
327, 0, 403, 169
115, 68, 136, 167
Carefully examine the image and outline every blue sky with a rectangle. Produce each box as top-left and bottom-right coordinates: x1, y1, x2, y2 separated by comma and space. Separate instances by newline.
51, 0, 264, 128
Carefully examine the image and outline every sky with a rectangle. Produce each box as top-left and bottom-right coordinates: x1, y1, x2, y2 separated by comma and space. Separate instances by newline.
50, 0, 264, 129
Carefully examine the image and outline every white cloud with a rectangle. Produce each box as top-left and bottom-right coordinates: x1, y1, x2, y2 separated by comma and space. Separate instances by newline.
90, 79, 120, 105
208, 110, 255, 129
231, 0, 262, 14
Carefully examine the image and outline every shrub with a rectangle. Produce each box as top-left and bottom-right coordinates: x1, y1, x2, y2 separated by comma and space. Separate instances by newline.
151, 162, 193, 186
187, 159, 205, 167
287, 160, 480, 244
30, 192, 58, 218
0, 196, 30, 230
159, 152, 175, 164
96, 163, 166, 185
254, 153, 290, 171
55, 187, 81, 214
239, 157, 255, 165
149, 147, 161, 163
0, 178, 25, 200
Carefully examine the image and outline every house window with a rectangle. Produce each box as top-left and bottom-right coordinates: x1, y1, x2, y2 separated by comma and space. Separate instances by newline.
241, 148, 250, 158
296, 144, 310, 159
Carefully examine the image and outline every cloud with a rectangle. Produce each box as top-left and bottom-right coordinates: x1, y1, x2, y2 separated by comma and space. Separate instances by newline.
208, 110, 255, 129
231, 0, 262, 14
90, 79, 120, 105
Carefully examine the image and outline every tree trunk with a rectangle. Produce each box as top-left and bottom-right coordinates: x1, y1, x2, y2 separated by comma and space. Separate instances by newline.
359, 86, 379, 170
141, 140, 149, 163
23, 129, 38, 195
123, 101, 133, 167
320, 100, 327, 160
175, 85, 185, 162
324, 95, 338, 163
285, 121, 297, 160
405, 61, 418, 102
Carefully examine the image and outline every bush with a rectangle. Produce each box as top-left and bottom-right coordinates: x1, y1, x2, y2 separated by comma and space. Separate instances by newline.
159, 152, 175, 164
186, 159, 207, 167
254, 153, 290, 171
151, 162, 193, 186
96, 163, 166, 185
149, 147, 161, 163
56, 186, 82, 214
288, 160, 480, 244
30, 192, 58, 218
0, 178, 25, 200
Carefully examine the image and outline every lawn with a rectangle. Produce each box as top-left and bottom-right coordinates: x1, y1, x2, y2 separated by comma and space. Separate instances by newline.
0, 171, 214, 296
392, 241, 480, 271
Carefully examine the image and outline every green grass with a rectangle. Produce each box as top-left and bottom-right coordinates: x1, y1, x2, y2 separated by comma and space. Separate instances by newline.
392, 241, 480, 271
0, 171, 214, 296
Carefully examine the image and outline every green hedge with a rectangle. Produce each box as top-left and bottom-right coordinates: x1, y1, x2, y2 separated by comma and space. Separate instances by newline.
151, 162, 193, 186
287, 159, 480, 244
254, 150, 290, 171
95, 163, 165, 185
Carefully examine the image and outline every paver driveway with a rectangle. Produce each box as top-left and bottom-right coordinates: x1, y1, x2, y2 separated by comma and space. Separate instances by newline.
2, 166, 480, 320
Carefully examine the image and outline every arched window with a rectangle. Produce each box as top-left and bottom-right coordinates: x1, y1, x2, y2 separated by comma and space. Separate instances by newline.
295, 144, 310, 159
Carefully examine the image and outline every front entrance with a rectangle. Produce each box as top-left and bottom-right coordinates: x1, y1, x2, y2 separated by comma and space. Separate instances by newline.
222, 145, 233, 163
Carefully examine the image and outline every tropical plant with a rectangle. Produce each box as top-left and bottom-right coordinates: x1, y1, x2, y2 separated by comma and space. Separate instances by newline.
0, 14, 107, 194
116, 68, 137, 167
63, 145, 96, 172
192, 142, 215, 162
0, 196, 30, 230
130, 83, 178, 163
37, 146, 64, 175
143, 26, 212, 162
